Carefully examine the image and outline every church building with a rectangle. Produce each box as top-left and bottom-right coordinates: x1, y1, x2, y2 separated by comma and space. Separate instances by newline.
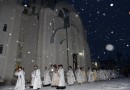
0, 0, 91, 83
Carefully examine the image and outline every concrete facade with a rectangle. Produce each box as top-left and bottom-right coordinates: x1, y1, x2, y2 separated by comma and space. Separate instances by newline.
0, 0, 91, 83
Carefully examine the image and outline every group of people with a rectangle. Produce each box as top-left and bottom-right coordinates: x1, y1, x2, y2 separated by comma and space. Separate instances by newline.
14, 64, 119, 90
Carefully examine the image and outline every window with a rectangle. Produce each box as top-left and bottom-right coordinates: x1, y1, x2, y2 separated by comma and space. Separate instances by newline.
0, 45, 3, 54
58, 10, 64, 18
3, 24, 7, 32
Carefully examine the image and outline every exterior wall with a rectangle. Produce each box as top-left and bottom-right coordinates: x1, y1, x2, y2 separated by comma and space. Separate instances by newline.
0, 1, 23, 83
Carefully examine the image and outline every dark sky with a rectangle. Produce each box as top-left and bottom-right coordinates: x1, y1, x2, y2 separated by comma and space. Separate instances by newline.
65, 0, 130, 61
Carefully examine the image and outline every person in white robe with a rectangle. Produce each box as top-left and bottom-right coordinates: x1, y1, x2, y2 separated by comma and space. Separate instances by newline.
56, 65, 66, 89
92, 69, 97, 82
15, 67, 25, 90
30, 69, 35, 88
49, 64, 54, 80
87, 68, 94, 82
98, 69, 104, 80
43, 67, 51, 86
75, 67, 83, 84
32, 65, 42, 90
81, 67, 87, 83
67, 66, 76, 85
51, 65, 59, 87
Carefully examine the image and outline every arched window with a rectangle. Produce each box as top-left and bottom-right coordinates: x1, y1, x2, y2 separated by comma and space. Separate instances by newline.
3, 24, 7, 32
0, 45, 3, 54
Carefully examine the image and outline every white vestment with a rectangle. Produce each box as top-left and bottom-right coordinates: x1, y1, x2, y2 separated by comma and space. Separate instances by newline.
15, 70, 25, 90
81, 70, 87, 83
75, 69, 83, 84
58, 68, 66, 87
67, 69, 76, 85
51, 70, 59, 86
31, 70, 35, 87
87, 69, 94, 82
33, 69, 42, 89
43, 70, 51, 85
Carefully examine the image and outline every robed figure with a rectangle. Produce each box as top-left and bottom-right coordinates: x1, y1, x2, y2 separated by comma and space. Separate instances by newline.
87, 68, 94, 82
14, 67, 25, 90
30, 69, 35, 88
51, 65, 59, 87
43, 67, 51, 86
81, 67, 87, 83
75, 68, 83, 84
67, 66, 76, 85
32, 66, 42, 89
56, 65, 66, 89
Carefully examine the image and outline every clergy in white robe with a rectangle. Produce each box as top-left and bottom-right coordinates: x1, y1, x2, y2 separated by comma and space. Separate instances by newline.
67, 66, 76, 85
56, 65, 66, 89
49, 64, 54, 80
43, 67, 51, 86
15, 67, 25, 90
92, 69, 97, 81
75, 68, 83, 84
51, 66, 59, 87
81, 67, 87, 83
30, 69, 35, 88
33, 66, 42, 89
87, 68, 94, 82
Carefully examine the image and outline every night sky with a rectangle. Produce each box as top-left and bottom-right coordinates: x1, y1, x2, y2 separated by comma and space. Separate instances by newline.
65, 0, 130, 61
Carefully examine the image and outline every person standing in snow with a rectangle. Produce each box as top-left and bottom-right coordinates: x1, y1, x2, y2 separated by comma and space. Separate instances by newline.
56, 65, 66, 89
51, 65, 59, 87
43, 67, 51, 87
67, 66, 76, 85
87, 68, 94, 82
81, 67, 87, 83
75, 67, 83, 84
14, 67, 25, 90
32, 65, 42, 90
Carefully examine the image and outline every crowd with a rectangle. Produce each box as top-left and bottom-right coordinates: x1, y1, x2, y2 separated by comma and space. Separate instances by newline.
14, 64, 119, 90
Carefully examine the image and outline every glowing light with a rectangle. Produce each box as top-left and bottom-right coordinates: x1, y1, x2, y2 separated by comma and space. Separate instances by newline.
51, 69, 54, 71
106, 44, 114, 51
95, 62, 98, 67
24, 4, 27, 7
110, 3, 114, 7
79, 52, 83, 56
126, 44, 129, 47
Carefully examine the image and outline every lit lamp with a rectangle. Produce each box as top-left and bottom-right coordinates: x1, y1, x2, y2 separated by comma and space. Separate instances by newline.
95, 62, 98, 67
79, 52, 83, 56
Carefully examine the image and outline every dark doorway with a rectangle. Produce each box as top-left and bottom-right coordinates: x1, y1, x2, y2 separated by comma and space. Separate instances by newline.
73, 53, 78, 70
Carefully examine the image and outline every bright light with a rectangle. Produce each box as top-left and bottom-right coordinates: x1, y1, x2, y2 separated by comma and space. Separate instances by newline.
51, 69, 54, 71
110, 3, 114, 7
95, 62, 98, 67
79, 52, 83, 56
106, 44, 114, 51
24, 4, 27, 7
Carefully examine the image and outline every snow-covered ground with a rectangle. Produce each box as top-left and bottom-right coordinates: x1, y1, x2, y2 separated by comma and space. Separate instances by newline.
0, 78, 130, 90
